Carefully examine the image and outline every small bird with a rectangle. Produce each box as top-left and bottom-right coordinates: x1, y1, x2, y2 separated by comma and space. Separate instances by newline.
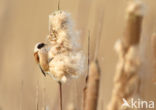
33, 42, 67, 82
34, 42, 49, 76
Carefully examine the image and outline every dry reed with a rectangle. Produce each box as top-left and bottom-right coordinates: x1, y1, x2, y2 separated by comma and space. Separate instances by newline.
58, 82, 63, 110
84, 60, 100, 110
19, 80, 23, 110
151, 33, 156, 58
83, 7, 103, 110
36, 82, 39, 110
107, 1, 145, 110
151, 33, 156, 82
83, 31, 90, 110
47, 10, 85, 110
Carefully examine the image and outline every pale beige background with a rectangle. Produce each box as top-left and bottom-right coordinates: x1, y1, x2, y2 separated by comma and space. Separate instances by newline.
0, 0, 156, 110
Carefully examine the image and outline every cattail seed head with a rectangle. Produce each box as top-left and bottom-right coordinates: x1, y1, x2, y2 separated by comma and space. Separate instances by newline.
84, 60, 100, 110
108, 1, 143, 110
47, 10, 85, 82
122, 0, 145, 49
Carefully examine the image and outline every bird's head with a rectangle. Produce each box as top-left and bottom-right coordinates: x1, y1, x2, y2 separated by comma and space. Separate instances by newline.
34, 42, 46, 52
34, 42, 48, 77
34, 42, 46, 63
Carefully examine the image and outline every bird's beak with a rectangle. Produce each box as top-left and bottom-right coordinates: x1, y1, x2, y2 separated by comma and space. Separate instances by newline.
34, 52, 39, 63
38, 64, 46, 77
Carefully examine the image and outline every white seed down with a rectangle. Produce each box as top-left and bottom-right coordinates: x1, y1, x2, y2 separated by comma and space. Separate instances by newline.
47, 10, 85, 82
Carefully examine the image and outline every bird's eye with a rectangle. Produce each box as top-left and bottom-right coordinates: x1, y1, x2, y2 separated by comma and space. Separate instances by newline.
37, 43, 45, 49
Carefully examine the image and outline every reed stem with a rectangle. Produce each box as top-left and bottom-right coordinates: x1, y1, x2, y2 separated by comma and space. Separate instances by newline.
58, 82, 63, 110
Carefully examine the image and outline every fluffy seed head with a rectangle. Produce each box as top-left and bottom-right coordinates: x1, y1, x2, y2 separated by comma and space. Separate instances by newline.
127, 0, 145, 16
122, 0, 145, 49
47, 10, 85, 82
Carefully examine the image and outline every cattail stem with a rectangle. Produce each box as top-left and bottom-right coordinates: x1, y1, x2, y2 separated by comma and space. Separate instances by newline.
83, 31, 90, 110
58, 0, 60, 10
58, 82, 63, 110
36, 82, 39, 110
20, 80, 23, 110
88, 31, 90, 76
151, 33, 156, 82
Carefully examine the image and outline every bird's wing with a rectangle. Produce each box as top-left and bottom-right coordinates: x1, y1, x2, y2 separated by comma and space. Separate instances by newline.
38, 64, 46, 77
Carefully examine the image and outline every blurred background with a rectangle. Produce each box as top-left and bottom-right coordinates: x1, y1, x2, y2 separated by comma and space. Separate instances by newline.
0, 0, 156, 110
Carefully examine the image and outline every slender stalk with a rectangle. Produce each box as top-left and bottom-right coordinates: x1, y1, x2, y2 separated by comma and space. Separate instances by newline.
20, 80, 23, 110
93, 9, 104, 62
58, 0, 60, 10
58, 82, 63, 110
83, 31, 90, 110
42, 79, 46, 110
151, 33, 156, 82
36, 82, 39, 110
88, 31, 90, 76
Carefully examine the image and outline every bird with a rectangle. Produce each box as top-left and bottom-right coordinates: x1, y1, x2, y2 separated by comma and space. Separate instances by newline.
34, 42, 50, 77
34, 42, 68, 82
34, 42, 68, 83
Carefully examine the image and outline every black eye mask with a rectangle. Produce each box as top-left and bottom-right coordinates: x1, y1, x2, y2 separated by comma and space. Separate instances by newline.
37, 43, 45, 49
